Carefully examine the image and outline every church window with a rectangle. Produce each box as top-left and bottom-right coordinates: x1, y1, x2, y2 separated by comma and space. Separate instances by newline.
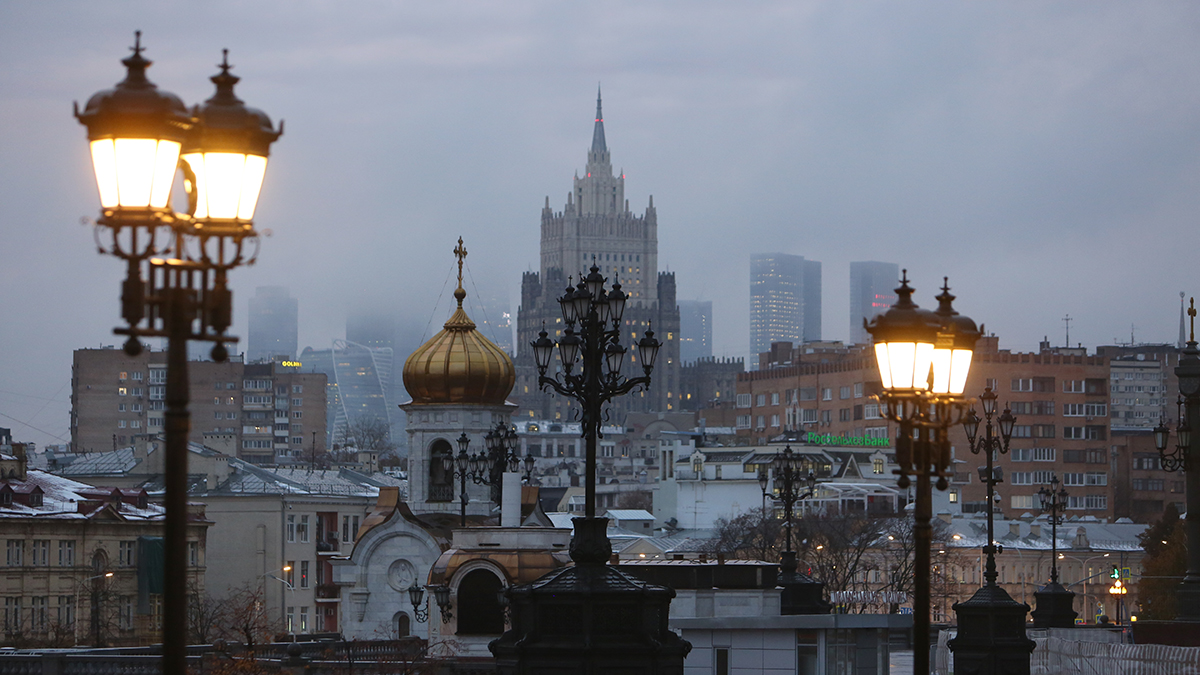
456, 570, 504, 635
428, 440, 454, 502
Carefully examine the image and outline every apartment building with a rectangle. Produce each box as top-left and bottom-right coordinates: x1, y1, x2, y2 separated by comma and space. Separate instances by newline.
734, 336, 1182, 523
0, 445, 207, 647
71, 348, 327, 464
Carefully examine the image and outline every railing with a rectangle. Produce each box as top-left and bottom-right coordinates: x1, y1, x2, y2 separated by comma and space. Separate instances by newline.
429, 484, 454, 502
316, 584, 340, 600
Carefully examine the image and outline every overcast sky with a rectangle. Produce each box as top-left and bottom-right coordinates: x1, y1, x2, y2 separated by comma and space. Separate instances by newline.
3, 1, 1200, 446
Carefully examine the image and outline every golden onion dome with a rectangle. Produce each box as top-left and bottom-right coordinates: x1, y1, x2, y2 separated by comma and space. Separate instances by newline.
403, 239, 515, 405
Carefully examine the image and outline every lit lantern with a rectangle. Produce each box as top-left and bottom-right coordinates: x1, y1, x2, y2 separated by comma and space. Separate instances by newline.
75, 33, 192, 215
930, 279, 981, 395
181, 50, 282, 233
864, 272, 941, 391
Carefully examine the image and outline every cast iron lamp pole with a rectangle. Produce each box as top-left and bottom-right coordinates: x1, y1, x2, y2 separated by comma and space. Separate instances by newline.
951, 387, 1034, 675
865, 275, 980, 675
963, 386, 1015, 589
1031, 473, 1076, 628
530, 263, 659, 555
1154, 297, 1200, 622
443, 424, 536, 526
759, 446, 831, 614
76, 35, 281, 674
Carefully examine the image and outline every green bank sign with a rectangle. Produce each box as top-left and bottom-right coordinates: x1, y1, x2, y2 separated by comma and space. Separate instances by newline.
805, 432, 890, 448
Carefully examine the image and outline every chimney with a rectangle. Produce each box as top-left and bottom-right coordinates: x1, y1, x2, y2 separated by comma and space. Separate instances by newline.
1029, 523, 1041, 538
501, 472, 521, 527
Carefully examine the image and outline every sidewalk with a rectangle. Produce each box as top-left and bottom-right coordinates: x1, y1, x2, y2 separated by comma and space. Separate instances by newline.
890, 649, 913, 674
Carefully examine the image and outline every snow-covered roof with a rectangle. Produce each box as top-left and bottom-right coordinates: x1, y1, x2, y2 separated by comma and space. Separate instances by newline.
0, 470, 164, 522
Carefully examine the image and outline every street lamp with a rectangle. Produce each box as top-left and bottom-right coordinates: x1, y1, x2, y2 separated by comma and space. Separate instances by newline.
491, 263, 688, 673
407, 583, 430, 623
866, 274, 982, 675
1153, 298, 1200, 623
531, 264, 658, 543
1031, 473, 1077, 628
949, 386, 1033, 674
760, 445, 830, 614
443, 423, 536, 526
76, 35, 281, 674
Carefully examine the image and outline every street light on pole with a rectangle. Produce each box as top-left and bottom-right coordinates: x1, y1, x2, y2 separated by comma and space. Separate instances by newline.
866, 274, 985, 675
1153, 299, 1200, 625
760, 445, 830, 614
1032, 473, 1077, 628
76, 34, 281, 673
491, 263, 689, 673
949, 385, 1034, 674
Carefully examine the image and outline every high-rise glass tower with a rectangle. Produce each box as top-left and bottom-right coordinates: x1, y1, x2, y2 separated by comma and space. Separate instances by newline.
248, 286, 298, 363
679, 300, 713, 363
749, 253, 821, 358
849, 261, 899, 345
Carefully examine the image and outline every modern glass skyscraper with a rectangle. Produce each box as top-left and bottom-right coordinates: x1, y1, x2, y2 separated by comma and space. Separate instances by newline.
679, 300, 713, 363
300, 340, 393, 445
849, 261, 899, 345
749, 253, 821, 358
248, 286, 298, 363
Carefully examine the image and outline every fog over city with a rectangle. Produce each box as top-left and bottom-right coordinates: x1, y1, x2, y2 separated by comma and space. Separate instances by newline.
3, 1, 1200, 445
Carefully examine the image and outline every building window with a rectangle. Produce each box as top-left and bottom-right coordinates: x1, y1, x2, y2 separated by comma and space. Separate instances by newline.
4, 597, 21, 634
456, 569, 505, 635
119, 541, 136, 566
58, 541, 75, 567
188, 541, 199, 567
342, 515, 360, 543
1011, 495, 1034, 509
287, 515, 296, 542
292, 411, 303, 419
300, 606, 309, 632
57, 596, 74, 628
1133, 453, 1160, 470
1063, 473, 1084, 486
118, 596, 134, 630
118, 387, 127, 396
30, 596, 46, 633
736, 394, 751, 408
31, 540, 48, 566
822, 388, 832, 401
298, 515, 310, 543
770, 393, 779, 406
292, 385, 303, 394
428, 440, 454, 502
6, 540, 23, 567
286, 563, 295, 587
300, 561, 309, 588
287, 607, 295, 632
755, 394, 766, 407
854, 383, 864, 398
872, 459, 884, 474
292, 398, 303, 407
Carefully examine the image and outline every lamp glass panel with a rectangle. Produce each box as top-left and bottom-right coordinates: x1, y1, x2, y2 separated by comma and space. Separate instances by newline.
930, 348, 952, 394
880, 342, 933, 390
948, 349, 973, 395
873, 343, 893, 390
183, 152, 268, 220
93, 139, 181, 209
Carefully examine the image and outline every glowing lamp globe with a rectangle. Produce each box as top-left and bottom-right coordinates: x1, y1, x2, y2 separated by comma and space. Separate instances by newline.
864, 272, 940, 392
75, 33, 193, 215
929, 279, 980, 395
181, 51, 282, 233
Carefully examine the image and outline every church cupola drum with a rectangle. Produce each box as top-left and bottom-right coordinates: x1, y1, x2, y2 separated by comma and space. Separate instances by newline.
404, 238, 516, 405
517, 90, 681, 421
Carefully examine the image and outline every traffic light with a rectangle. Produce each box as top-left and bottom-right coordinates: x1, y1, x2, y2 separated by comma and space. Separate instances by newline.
1110, 566, 1120, 580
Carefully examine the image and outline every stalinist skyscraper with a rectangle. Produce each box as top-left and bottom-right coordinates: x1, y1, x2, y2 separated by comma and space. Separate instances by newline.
515, 90, 681, 422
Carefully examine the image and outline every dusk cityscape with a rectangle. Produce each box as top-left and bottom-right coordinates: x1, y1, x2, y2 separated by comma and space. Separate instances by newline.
1, 2, 1199, 673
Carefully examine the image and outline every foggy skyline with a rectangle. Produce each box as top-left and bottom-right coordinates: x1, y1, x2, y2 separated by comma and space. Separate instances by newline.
4, 1, 1200, 446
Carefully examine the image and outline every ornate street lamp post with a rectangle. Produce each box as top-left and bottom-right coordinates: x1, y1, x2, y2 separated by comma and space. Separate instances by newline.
76, 35, 281, 673
490, 264, 689, 673
1032, 474, 1077, 627
443, 424, 536, 526
865, 274, 981, 675
759, 446, 830, 614
949, 386, 1034, 674
1153, 298, 1200, 624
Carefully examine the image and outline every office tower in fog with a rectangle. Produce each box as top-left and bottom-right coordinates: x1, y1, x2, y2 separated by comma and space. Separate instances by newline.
749, 253, 821, 357
679, 300, 713, 363
849, 261, 899, 345
248, 286, 298, 362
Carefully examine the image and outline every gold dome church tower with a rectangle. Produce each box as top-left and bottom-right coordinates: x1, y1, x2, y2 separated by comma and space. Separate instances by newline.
401, 238, 516, 516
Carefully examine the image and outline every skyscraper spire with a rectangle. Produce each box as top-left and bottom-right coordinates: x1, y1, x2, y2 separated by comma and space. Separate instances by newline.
591, 84, 607, 154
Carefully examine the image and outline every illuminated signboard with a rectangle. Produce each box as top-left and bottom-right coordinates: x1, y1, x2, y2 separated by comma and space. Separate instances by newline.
805, 432, 889, 448
280, 361, 302, 368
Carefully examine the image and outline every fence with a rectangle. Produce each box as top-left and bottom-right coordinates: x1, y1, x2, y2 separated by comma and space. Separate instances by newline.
934, 630, 1200, 675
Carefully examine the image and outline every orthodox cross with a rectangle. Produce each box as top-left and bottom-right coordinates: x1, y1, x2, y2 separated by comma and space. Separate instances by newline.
454, 237, 467, 289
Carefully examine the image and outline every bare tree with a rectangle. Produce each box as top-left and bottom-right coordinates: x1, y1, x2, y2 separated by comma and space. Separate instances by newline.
706, 507, 783, 562
221, 583, 279, 651
616, 491, 653, 511
187, 581, 225, 645
337, 416, 397, 460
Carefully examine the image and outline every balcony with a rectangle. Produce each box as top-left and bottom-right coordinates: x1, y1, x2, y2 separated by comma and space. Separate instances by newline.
316, 583, 341, 602
316, 538, 339, 555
